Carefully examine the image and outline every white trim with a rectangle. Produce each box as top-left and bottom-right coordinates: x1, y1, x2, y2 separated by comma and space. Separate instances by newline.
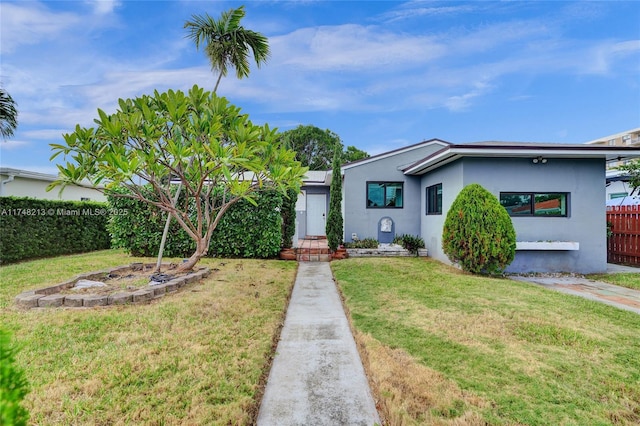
516, 241, 579, 251
342, 139, 450, 171
404, 145, 640, 175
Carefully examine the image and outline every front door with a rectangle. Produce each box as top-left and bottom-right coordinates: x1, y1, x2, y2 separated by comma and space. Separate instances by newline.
306, 193, 326, 236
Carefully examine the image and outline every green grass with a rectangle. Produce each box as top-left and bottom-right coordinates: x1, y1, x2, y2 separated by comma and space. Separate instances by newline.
587, 272, 640, 290
0, 249, 297, 425
333, 258, 640, 425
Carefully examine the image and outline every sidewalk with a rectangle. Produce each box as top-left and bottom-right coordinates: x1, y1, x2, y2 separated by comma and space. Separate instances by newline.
510, 264, 640, 315
257, 262, 380, 426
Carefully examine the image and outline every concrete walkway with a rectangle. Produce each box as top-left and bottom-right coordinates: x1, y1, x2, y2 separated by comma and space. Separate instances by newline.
510, 264, 640, 315
257, 262, 380, 426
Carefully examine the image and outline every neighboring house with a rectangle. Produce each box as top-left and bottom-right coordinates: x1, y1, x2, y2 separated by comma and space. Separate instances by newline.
0, 168, 107, 202
586, 127, 640, 169
298, 140, 640, 274
605, 170, 640, 206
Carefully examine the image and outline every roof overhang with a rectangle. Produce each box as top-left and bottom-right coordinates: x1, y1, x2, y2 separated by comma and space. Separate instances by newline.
342, 138, 450, 170
403, 144, 640, 175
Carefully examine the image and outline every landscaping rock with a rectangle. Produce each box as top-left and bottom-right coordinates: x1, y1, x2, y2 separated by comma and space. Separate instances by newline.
108, 292, 132, 305
83, 295, 108, 307
64, 295, 85, 307
74, 279, 107, 290
15, 293, 43, 308
38, 294, 65, 307
132, 289, 154, 303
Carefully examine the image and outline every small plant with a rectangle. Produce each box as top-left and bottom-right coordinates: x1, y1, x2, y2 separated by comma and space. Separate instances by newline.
344, 238, 379, 249
0, 329, 29, 426
442, 183, 516, 275
393, 234, 425, 256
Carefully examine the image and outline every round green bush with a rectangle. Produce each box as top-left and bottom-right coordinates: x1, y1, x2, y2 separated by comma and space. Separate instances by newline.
442, 183, 516, 274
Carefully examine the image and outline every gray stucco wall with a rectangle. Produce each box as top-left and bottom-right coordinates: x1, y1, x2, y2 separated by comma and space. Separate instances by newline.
343, 144, 444, 243
421, 157, 607, 274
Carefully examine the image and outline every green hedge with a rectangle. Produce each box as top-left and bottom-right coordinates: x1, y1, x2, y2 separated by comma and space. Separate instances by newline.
0, 197, 111, 264
107, 188, 284, 259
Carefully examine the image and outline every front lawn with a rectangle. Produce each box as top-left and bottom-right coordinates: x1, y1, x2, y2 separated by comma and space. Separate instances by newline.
333, 258, 640, 425
587, 272, 640, 291
1, 250, 296, 425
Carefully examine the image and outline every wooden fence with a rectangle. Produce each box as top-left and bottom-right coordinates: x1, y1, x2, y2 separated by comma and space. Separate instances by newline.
607, 205, 640, 265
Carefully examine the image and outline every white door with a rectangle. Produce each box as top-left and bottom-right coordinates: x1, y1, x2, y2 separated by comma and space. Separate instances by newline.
306, 193, 326, 236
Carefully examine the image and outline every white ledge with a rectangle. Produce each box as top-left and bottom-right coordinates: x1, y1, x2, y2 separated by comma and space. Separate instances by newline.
516, 241, 579, 251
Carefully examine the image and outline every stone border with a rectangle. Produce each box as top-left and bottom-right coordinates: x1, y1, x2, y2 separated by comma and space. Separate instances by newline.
346, 246, 428, 258
15, 263, 211, 309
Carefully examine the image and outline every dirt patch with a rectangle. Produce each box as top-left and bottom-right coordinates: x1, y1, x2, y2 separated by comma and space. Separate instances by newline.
15, 263, 211, 309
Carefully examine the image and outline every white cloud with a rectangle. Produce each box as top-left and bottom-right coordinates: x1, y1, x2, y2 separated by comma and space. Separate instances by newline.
0, 2, 80, 54
271, 24, 444, 72
87, 0, 122, 15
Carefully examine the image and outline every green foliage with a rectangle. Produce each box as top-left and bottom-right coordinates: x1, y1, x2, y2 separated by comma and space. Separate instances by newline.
0, 87, 18, 140
50, 85, 306, 269
210, 191, 283, 258
0, 329, 29, 426
343, 145, 369, 164
280, 188, 297, 249
326, 147, 344, 251
184, 5, 270, 93
343, 238, 379, 249
616, 160, 640, 194
0, 197, 111, 264
277, 125, 370, 170
442, 184, 516, 274
107, 188, 283, 258
393, 234, 425, 256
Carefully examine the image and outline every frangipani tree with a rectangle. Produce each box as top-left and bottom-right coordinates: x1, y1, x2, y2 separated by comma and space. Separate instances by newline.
49, 85, 307, 272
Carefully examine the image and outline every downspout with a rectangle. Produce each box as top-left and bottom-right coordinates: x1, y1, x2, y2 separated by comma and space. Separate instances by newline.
0, 174, 15, 197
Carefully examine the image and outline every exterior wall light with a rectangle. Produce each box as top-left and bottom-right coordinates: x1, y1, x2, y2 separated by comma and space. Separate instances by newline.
532, 156, 547, 164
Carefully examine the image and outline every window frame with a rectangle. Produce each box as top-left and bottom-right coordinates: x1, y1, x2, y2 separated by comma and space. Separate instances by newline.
426, 183, 443, 215
366, 181, 404, 209
500, 192, 569, 217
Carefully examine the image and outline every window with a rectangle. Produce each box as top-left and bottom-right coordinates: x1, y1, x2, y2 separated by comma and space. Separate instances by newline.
426, 183, 442, 215
367, 182, 403, 208
500, 192, 568, 217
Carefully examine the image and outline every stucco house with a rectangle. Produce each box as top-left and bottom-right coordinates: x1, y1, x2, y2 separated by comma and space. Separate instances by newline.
0, 168, 107, 202
296, 139, 640, 274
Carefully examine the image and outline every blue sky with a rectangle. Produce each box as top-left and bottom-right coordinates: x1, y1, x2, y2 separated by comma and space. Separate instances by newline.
1, 0, 639, 174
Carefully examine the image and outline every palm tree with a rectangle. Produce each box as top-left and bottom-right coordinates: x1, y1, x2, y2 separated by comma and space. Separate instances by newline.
184, 5, 270, 92
0, 88, 18, 140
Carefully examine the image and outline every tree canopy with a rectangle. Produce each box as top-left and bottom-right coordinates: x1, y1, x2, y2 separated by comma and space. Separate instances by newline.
0, 88, 18, 140
277, 124, 369, 170
50, 85, 307, 272
185, 5, 270, 92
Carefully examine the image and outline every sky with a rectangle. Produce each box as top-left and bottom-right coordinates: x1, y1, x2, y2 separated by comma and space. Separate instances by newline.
1, 0, 639, 174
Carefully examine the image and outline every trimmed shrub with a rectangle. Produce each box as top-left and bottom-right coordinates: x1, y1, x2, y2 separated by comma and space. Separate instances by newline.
0, 197, 111, 264
107, 187, 283, 259
0, 328, 29, 426
326, 147, 344, 251
281, 188, 298, 249
442, 183, 516, 274
393, 234, 425, 256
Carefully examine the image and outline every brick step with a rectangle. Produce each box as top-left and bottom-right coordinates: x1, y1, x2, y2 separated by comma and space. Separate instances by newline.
295, 248, 330, 262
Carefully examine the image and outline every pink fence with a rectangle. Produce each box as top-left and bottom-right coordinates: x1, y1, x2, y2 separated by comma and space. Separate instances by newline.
607, 205, 640, 266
